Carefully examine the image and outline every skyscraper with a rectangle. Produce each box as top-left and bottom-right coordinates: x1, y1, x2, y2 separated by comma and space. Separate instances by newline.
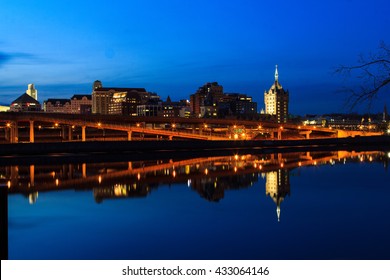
264, 65, 289, 123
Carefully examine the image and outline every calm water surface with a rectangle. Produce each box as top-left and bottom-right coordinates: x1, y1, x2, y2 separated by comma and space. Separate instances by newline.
4, 150, 390, 259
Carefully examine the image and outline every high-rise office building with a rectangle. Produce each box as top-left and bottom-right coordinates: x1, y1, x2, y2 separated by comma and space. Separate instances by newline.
264, 65, 289, 123
190, 82, 223, 117
92, 80, 149, 115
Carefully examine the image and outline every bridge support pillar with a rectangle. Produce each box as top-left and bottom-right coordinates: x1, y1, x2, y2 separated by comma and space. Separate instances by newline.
10, 122, 18, 143
81, 126, 86, 142
299, 130, 312, 139
61, 126, 67, 141
169, 135, 173, 140
127, 131, 132, 141
29, 120, 34, 143
68, 126, 73, 141
4, 126, 10, 141
0, 184, 8, 260
198, 125, 203, 136
277, 130, 282, 140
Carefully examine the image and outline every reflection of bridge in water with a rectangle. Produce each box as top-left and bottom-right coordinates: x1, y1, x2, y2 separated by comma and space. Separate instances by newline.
3, 150, 387, 204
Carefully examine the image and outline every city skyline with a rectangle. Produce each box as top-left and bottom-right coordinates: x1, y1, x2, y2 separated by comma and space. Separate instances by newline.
1, 0, 390, 115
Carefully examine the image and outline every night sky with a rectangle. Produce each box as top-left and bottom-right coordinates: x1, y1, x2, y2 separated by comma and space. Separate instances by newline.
1, 0, 389, 115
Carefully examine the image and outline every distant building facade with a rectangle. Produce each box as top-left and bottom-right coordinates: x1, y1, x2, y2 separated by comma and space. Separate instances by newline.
43, 95, 92, 114
264, 65, 289, 123
26, 84, 38, 100
218, 93, 257, 118
190, 82, 223, 117
92, 80, 156, 115
70, 94, 92, 114
44, 98, 71, 113
10, 93, 41, 112
190, 82, 257, 119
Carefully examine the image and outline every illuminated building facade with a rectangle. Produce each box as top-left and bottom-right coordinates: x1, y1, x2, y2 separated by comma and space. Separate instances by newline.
264, 65, 289, 123
44, 98, 71, 113
218, 93, 257, 118
190, 82, 223, 117
137, 104, 162, 117
70, 94, 92, 114
26, 83, 38, 100
92, 80, 150, 115
190, 82, 257, 118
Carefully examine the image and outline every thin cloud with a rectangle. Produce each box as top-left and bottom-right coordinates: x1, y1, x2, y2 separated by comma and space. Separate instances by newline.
0, 51, 34, 67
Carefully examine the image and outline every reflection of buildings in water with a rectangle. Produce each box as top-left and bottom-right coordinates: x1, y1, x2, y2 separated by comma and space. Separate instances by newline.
28, 192, 38, 204
265, 169, 290, 222
191, 173, 258, 202
93, 183, 155, 203
3, 151, 388, 207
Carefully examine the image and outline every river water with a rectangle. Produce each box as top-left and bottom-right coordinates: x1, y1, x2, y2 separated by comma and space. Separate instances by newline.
4, 150, 390, 259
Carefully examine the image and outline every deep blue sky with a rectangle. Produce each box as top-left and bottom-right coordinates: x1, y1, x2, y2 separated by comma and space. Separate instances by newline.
1, 0, 389, 115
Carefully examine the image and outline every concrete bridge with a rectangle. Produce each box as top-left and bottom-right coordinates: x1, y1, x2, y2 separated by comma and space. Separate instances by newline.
1, 111, 377, 143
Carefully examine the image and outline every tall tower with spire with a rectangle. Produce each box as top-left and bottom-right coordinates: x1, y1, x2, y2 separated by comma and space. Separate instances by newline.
264, 65, 289, 123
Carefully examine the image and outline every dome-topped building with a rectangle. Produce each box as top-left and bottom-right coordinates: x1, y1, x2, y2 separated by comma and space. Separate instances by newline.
264, 65, 289, 123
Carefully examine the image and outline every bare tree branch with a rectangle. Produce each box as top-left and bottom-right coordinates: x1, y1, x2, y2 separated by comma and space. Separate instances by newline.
335, 42, 390, 110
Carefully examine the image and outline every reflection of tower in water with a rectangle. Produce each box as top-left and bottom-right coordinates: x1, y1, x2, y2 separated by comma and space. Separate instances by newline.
265, 169, 290, 222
